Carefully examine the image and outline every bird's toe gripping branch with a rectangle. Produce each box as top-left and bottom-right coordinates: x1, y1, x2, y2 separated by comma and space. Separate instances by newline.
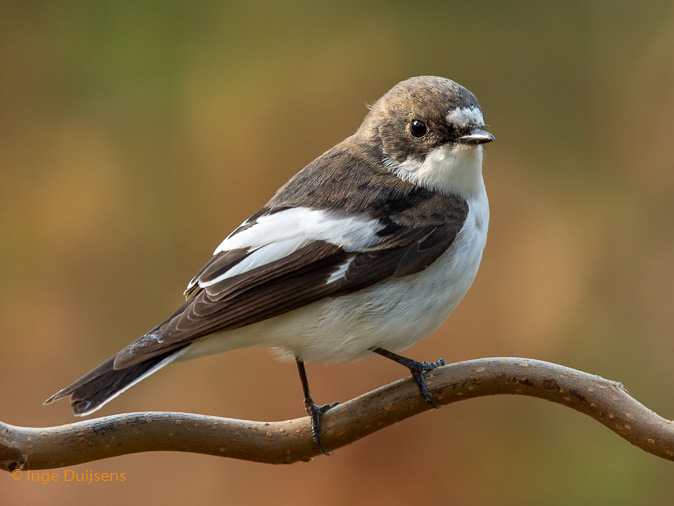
372, 348, 445, 409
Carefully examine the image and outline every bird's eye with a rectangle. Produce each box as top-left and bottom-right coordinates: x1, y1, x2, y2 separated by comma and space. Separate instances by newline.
410, 119, 427, 138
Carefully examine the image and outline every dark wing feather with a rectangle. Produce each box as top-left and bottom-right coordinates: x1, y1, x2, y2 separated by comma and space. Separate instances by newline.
394, 225, 458, 278
183, 247, 250, 299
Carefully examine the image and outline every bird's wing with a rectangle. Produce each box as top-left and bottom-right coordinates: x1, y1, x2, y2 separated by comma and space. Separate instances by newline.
113, 203, 467, 369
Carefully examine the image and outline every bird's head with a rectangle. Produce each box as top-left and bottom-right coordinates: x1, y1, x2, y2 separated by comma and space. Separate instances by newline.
360, 76, 494, 198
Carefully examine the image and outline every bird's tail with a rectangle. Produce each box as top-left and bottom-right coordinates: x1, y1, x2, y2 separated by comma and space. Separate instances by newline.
44, 346, 188, 416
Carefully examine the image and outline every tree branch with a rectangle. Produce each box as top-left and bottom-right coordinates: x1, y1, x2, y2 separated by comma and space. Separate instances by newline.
2, 357, 673, 470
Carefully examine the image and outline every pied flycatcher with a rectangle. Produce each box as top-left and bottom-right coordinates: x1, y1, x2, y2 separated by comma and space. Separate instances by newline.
45, 76, 495, 454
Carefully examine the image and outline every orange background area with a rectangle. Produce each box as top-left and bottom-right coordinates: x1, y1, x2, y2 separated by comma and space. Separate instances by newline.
2, 2, 674, 504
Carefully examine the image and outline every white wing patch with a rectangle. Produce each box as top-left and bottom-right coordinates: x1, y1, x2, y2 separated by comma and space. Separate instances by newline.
196, 208, 383, 290
446, 107, 485, 129
200, 238, 306, 288
214, 208, 382, 254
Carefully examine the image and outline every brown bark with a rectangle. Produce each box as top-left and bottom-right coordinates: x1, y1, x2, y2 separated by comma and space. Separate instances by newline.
2, 357, 673, 470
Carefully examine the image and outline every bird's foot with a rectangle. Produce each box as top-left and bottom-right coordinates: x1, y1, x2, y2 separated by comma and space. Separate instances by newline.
407, 358, 446, 408
372, 348, 446, 409
304, 399, 340, 455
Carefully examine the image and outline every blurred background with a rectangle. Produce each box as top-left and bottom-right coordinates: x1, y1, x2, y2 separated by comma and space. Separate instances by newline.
2, 1, 673, 504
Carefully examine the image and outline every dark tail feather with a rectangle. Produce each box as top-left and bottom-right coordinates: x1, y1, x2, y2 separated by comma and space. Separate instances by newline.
44, 346, 187, 416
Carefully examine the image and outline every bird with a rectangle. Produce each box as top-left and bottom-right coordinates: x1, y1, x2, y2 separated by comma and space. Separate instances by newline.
45, 75, 495, 454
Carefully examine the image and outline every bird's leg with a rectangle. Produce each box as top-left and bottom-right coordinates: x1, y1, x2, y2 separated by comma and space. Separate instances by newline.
371, 347, 446, 409
296, 359, 339, 455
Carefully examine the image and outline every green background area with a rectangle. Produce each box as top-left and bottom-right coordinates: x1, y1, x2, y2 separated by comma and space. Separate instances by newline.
2, 1, 673, 504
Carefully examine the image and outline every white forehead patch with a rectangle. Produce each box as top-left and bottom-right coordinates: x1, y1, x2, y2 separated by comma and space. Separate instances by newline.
446, 107, 484, 128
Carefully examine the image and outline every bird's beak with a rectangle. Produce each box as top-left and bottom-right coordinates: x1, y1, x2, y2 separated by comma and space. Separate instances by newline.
457, 128, 495, 145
